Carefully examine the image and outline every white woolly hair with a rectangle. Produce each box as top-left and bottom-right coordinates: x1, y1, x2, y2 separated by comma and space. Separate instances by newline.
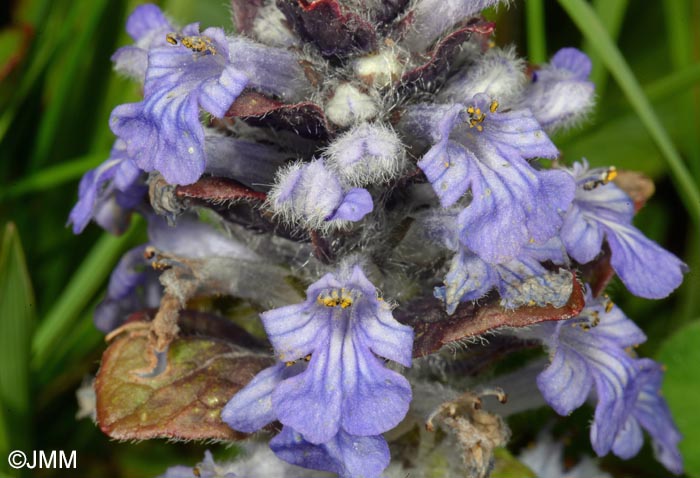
251, 3, 299, 48
265, 160, 357, 234
324, 82, 381, 127
532, 78, 596, 133
439, 45, 527, 106
324, 122, 407, 187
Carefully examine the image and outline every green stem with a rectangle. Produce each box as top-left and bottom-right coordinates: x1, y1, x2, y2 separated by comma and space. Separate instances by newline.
525, 0, 547, 64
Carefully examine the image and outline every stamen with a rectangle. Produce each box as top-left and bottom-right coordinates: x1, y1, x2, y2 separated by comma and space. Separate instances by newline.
582, 166, 617, 190
464, 101, 498, 132
318, 288, 354, 308
165, 32, 217, 55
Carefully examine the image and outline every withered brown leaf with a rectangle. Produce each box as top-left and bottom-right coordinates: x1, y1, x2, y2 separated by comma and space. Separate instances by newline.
95, 334, 273, 441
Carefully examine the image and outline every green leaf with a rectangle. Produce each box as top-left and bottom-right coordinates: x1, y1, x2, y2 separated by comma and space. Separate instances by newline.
0, 223, 35, 460
656, 320, 700, 477
662, 0, 700, 179
560, 112, 665, 179
558, 0, 700, 226
491, 448, 536, 478
95, 334, 273, 441
31, 216, 143, 370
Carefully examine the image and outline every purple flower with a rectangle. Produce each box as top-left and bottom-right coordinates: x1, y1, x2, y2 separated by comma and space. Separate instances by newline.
223, 265, 413, 476
110, 22, 249, 185
518, 294, 647, 457
520, 48, 595, 132
268, 160, 374, 231
111, 3, 174, 81
94, 245, 162, 332
271, 426, 389, 478
403, 96, 574, 263
68, 140, 146, 234
435, 237, 572, 314
265, 267, 413, 442
561, 161, 686, 298
612, 358, 683, 475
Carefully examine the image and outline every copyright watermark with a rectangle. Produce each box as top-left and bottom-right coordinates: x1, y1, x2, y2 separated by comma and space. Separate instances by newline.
7, 450, 76, 469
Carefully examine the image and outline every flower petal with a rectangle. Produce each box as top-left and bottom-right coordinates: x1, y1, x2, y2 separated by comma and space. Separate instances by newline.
273, 329, 342, 443
339, 341, 412, 436
536, 323, 594, 415
125, 4, 171, 41
417, 140, 476, 207
483, 108, 559, 159
560, 202, 605, 264
457, 151, 573, 263
628, 359, 683, 475
270, 427, 389, 478
438, 249, 499, 314
262, 303, 328, 362
602, 220, 686, 299
221, 363, 286, 433
327, 188, 373, 222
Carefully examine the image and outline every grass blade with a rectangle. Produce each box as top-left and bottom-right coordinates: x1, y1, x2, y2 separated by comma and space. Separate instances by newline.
558, 0, 700, 226
28, 0, 110, 170
0, 223, 35, 463
525, 0, 546, 64
0, 152, 106, 201
31, 217, 143, 370
662, 0, 700, 179
584, 0, 628, 96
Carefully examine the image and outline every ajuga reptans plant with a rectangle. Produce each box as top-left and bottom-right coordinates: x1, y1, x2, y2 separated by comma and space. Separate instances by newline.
71, 1, 687, 477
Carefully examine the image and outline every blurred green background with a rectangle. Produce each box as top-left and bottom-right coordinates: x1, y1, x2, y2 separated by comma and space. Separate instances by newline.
0, 0, 698, 477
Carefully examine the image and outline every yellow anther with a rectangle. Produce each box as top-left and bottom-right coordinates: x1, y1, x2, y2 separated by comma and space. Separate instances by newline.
604, 167, 618, 183
318, 289, 354, 308
285, 360, 296, 367
322, 297, 338, 307
304, 354, 312, 362
605, 300, 614, 313
465, 104, 487, 131
166, 32, 179, 45
165, 32, 217, 55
